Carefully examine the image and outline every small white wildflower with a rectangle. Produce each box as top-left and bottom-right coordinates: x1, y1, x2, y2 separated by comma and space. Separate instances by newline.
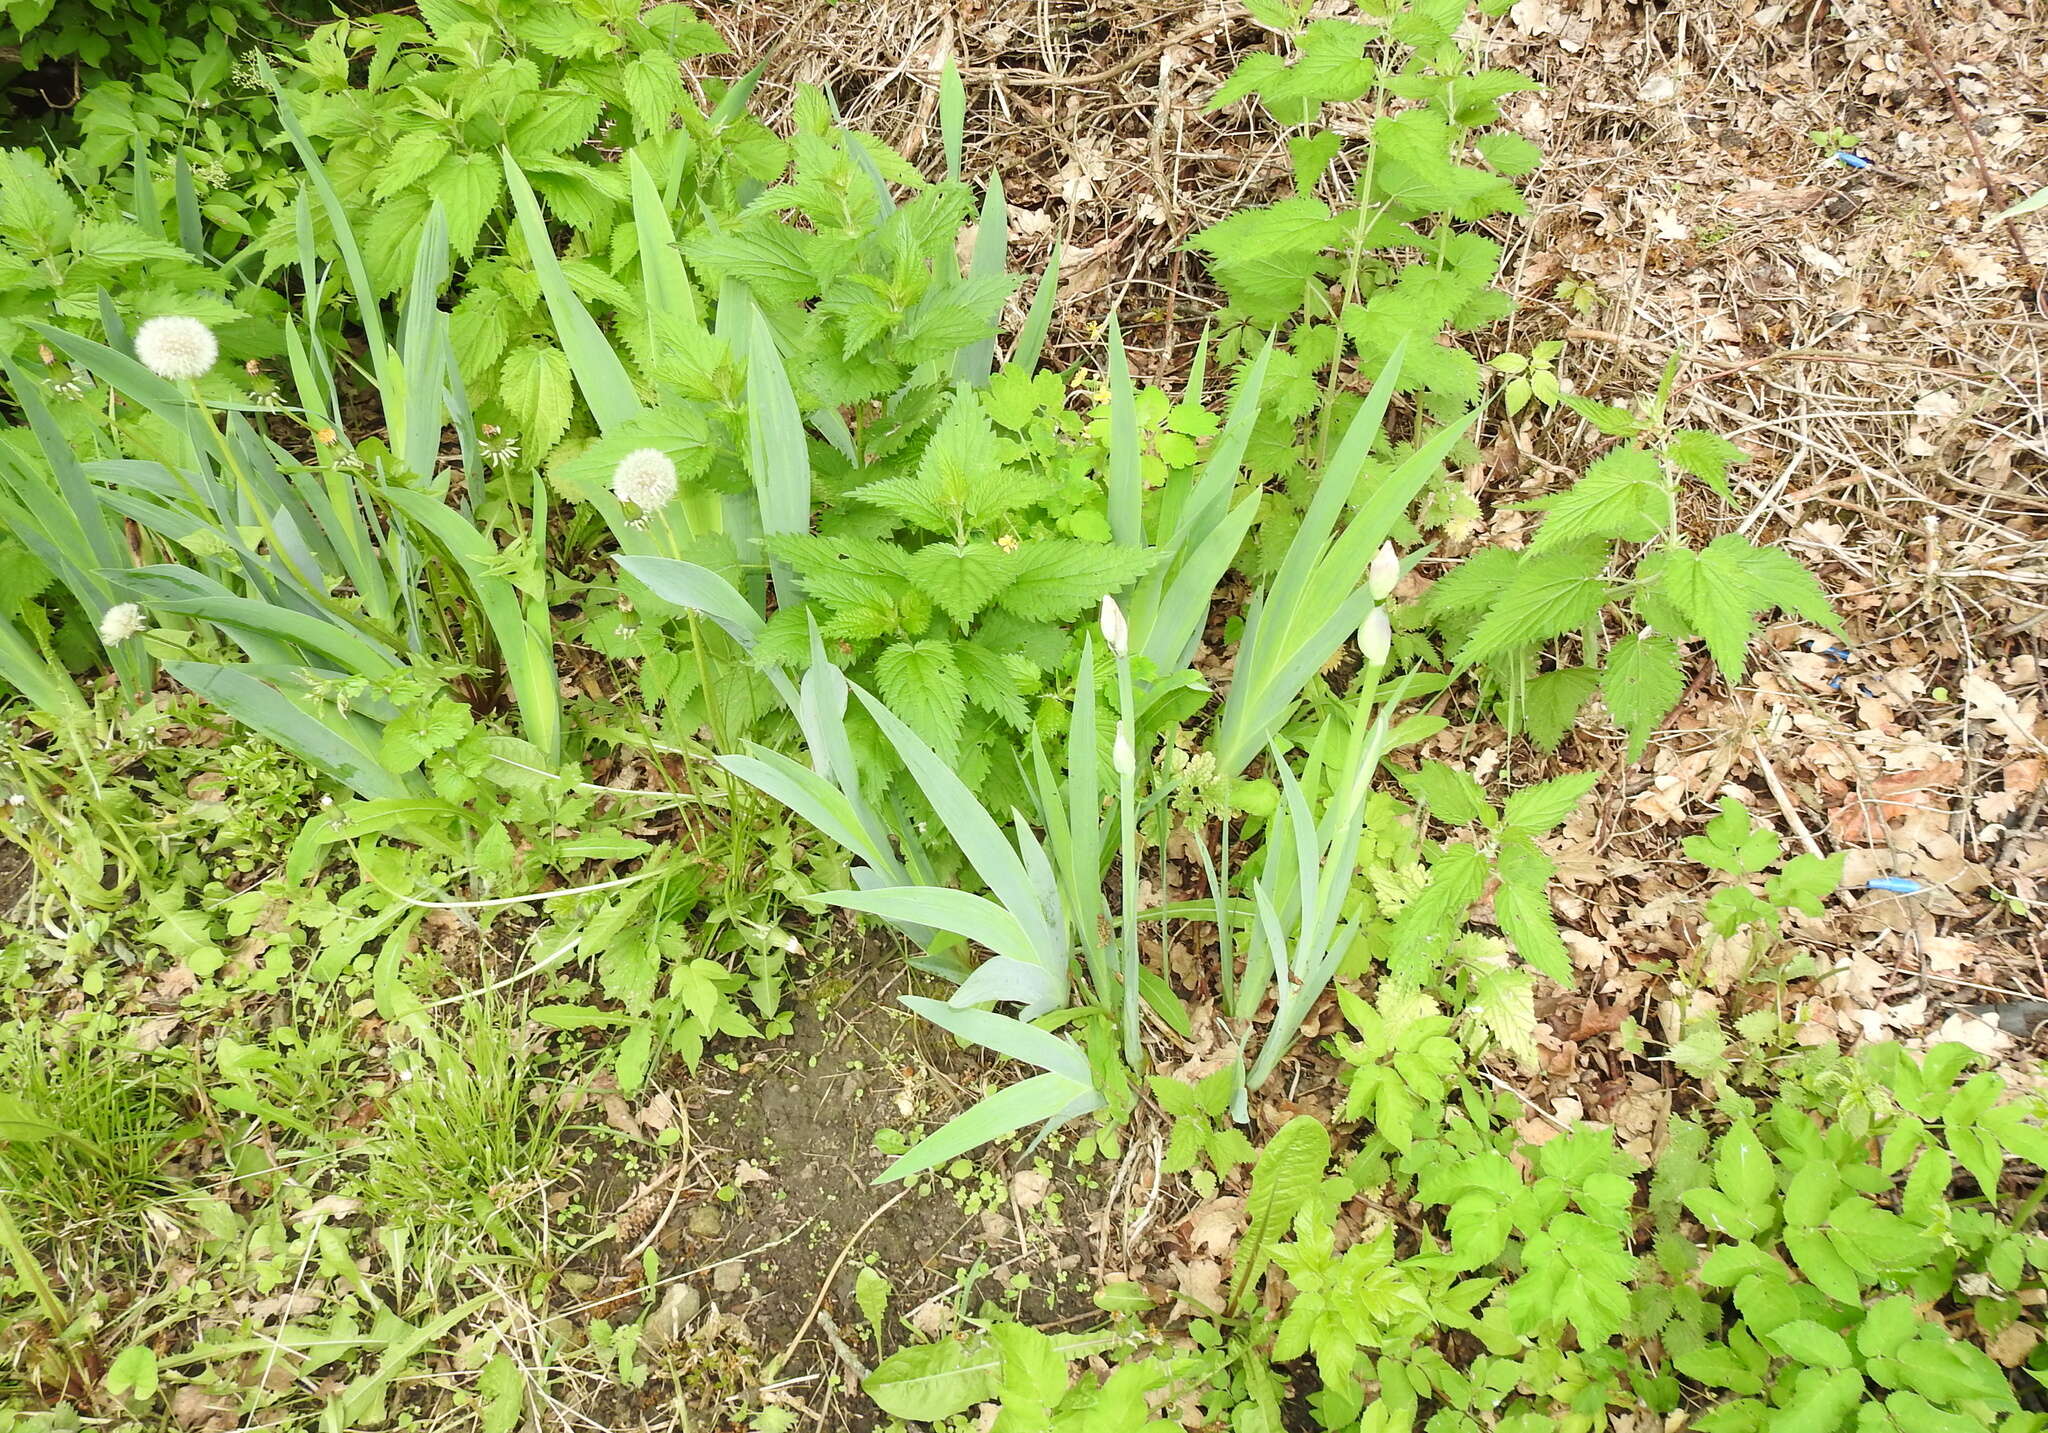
97, 603, 148, 644
1112, 720, 1135, 779
1358, 607, 1392, 665
133, 315, 218, 382
6, 792, 24, 808
611, 447, 678, 513
1099, 593, 1128, 658
1367, 541, 1400, 601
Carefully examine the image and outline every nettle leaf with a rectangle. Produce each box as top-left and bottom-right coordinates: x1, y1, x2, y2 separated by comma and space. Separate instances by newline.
908, 541, 1013, 625
995, 540, 1155, 623
875, 639, 966, 757
1457, 542, 1610, 666
1371, 111, 1525, 221
1522, 666, 1599, 751
1394, 759, 1493, 828
759, 535, 910, 611
432, 153, 504, 259
955, 640, 1034, 730
1665, 429, 1748, 501
1475, 129, 1544, 178
622, 53, 688, 135
1494, 876, 1570, 985
1420, 546, 1521, 621
510, 90, 604, 155
1559, 393, 1644, 438
1601, 631, 1683, 761
498, 341, 575, 453
1501, 769, 1598, 834
372, 130, 452, 202
1531, 447, 1672, 549
1650, 535, 1841, 684
1187, 197, 1344, 323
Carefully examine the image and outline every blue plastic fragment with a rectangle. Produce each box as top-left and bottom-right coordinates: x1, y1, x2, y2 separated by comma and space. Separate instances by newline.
1823, 645, 1851, 662
1867, 877, 1924, 895
1834, 151, 1872, 169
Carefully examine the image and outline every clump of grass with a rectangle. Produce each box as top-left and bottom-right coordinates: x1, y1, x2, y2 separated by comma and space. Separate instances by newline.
353, 1004, 580, 1265
0, 1015, 196, 1270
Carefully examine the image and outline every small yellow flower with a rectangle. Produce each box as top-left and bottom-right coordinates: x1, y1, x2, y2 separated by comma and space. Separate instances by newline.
314, 427, 337, 445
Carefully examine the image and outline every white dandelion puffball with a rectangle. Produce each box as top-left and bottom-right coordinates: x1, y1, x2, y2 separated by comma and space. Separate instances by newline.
98, 603, 148, 644
134, 316, 218, 382
611, 447, 678, 512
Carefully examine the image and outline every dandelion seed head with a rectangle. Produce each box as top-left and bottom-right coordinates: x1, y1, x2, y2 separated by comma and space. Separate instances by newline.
134, 316, 218, 382
611, 447, 677, 513
98, 603, 148, 644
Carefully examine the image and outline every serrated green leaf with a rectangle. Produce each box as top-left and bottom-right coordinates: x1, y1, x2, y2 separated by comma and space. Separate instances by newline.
1665, 429, 1747, 500
995, 540, 1155, 622
907, 541, 1013, 625
1601, 632, 1683, 761
1532, 447, 1672, 549
1522, 666, 1599, 751
1458, 544, 1610, 665
498, 341, 574, 454
874, 639, 966, 757
1500, 769, 1599, 834
1393, 759, 1492, 827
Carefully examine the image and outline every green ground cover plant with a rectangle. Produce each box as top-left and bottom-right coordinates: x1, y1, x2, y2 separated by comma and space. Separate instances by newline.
1, 0, 2043, 1429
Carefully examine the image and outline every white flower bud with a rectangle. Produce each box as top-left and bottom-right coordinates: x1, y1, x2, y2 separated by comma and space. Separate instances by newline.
1358, 607, 1392, 665
97, 602, 148, 644
133, 316, 218, 382
611, 447, 678, 512
1099, 593, 1128, 658
1367, 541, 1400, 601
1112, 719, 1135, 778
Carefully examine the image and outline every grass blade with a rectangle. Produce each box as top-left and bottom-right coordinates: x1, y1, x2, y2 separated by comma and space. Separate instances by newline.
501, 151, 641, 433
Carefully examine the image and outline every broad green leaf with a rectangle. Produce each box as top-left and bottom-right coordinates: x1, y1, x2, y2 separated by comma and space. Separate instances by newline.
1602, 632, 1683, 761
864, 1336, 1002, 1420
875, 1071, 1101, 1184
104, 1345, 158, 1402
1531, 447, 1672, 549
1715, 1119, 1776, 1210
1522, 666, 1599, 751
1230, 1115, 1331, 1311
826, 888, 1040, 976
478, 1352, 523, 1433
874, 639, 967, 757
0, 1093, 65, 1143
1458, 543, 1609, 666
1394, 759, 1492, 827
1500, 769, 1599, 834
1767, 1319, 1852, 1369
